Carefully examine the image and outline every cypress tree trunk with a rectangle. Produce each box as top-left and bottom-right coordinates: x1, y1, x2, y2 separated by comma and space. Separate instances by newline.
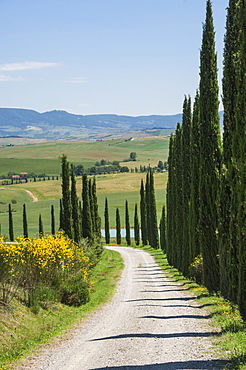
125, 200, 131, 246
134, 203, 140, 246
199, 0, 221, 292
51, 205, 55, 235
140, 179, 148, 245
116, 208, 121, 245
71, 164, 80, 243
104, 198, 110, 244
61, 154, 72, 238
8, 204, 14, 241
39, 214, 44, 237
82, 173, 93, 240
159, 205, 166, 253
23, 203, 28, 238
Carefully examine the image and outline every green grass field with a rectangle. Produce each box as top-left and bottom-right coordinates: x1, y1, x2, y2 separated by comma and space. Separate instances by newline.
0, 136, 169, 176
0, 137, 169, 239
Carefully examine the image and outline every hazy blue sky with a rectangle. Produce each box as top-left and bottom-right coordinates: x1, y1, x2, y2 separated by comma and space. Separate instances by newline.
0, 0, 228, 116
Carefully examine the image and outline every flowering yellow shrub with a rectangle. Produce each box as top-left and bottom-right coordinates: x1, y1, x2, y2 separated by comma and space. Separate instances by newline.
0, 233, 91, 305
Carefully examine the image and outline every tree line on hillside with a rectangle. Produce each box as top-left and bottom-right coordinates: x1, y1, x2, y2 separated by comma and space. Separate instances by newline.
165, 0, 246, 320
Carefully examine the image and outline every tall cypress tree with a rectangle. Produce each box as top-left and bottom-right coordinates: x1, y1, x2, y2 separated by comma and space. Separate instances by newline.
61, 154, 72, 238
39, 214, 44, 237
145, 173, 151, 246
166, 134, 175, 265
125, 200, 131, 246
82, 173, 93, 240
8, 204, 14, 241
51, 205, 55, 235
23, 203, 28, 238
149, 171, 159, 249
59, 199, 64, 231
181, 95, 192, 275
159, 205, 166, 253
235, 0, 246, 320
104, 198, 110, 244
71, 164, 80, 243
92, 176, 101, 238
134, 203, 140, 246
199, 0, 221, 292
116, 208, 121, 245
188, 91, 201, 267
140, 179, 148, 245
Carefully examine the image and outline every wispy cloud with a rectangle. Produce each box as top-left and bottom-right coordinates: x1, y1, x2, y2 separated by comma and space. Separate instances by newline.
0, 74, 25, 82
0, 61, 61, 71
63, 77, 87, 84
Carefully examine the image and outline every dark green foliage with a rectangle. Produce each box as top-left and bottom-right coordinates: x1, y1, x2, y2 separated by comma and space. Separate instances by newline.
92, 176, 101, 239
82, 173, 93, 240
51, 205, 55, 235
116, 208, 121, 245
181, 96, 192, 276
39, 214, 44, 237
149, 171, 159, 249
140, 179, 148, 245
198, 0, 221, 292
125, 200, 131, 246
59, 273, 90, 306
59, 199, 64, 231
61, 154, 72, 238
71, 164, 80, 243
104, 198, 110, 244
188, 91, 201, 266
134, 204, 140, 246
23, 203, 28, 238
159, 205, 166, 253
8, 204, 14, 241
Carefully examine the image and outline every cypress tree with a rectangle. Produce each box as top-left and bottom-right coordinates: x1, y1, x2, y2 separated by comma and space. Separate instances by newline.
104, 198, 110, 244
199, 0, 221, 292
140, 179, 148, 245
181, 95, 192, 275
116, 207, 121, 245
51, 205, 55, 235
71, 164, 80, 243
159, 205, 166, 253
82, 173, 93, 240
134, 203, 140, 246
59, 199, 64, 231
8, 204, 14, 241
23, 203, 28, 238
149, 171, 159, 249
61, 154, 72, 238
39, 214, 44, 237
166, 134, 175, 265
92, 176, 101, 238
189, 91, 201, 267
235, 0, 246, 319
125, 200, 131, 246
89, 178, 95, 233
145, 172, 151, 245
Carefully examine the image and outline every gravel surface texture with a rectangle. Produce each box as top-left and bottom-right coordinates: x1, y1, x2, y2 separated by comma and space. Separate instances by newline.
16, 246, 228, 370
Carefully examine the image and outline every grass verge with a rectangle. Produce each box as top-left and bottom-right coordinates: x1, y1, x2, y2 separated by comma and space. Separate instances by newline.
0, 248, 124, 369
132, 245, 246, 370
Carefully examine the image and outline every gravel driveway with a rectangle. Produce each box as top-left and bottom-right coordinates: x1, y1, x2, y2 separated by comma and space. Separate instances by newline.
18, 246, 228, 370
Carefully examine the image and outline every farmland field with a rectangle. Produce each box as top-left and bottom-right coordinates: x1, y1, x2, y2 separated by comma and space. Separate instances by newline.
0, 137, 169, 239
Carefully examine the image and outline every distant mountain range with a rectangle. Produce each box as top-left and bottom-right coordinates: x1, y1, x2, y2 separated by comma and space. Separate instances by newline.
0, 108, 224, 140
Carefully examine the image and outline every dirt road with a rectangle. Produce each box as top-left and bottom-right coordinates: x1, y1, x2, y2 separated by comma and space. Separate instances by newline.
19, 246, 227, 370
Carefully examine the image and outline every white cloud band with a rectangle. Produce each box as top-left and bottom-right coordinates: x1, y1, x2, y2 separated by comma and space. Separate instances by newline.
0, 61, 61, 71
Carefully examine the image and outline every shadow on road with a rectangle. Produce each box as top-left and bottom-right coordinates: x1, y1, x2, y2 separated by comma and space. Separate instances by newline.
90, 359, 229, 369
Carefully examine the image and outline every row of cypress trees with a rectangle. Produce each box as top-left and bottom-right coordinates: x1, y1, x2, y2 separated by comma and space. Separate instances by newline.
60, 154, 101, 244
166, 0, 246, 319
104, 170, 161, 250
